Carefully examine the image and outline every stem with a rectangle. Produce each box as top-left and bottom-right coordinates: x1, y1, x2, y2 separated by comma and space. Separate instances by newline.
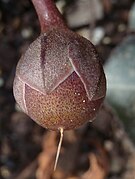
31, 0, 67, 32
54, 127, 64, 171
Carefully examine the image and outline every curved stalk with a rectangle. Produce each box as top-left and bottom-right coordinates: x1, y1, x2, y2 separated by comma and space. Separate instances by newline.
31, 0, 67, 32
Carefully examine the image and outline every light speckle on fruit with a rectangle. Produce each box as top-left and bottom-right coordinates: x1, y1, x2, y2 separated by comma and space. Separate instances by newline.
22, 72, 103, 130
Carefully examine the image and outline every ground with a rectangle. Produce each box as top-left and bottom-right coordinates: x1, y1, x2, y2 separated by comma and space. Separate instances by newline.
0, 0, 135, 179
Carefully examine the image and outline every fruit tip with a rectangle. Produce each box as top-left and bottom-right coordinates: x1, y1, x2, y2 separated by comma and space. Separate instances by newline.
54, 127, 64, 171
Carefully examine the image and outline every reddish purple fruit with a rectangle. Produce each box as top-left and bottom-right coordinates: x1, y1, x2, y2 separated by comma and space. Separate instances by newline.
13, 0, 106, 131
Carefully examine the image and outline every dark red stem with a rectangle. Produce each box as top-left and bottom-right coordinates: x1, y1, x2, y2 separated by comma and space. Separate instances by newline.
31, 0, 67, 32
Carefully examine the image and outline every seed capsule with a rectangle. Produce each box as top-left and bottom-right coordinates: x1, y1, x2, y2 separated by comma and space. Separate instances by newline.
13, 28, 106, 130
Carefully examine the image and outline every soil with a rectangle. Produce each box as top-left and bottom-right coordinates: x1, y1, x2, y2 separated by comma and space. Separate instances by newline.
0, 0, 135, 179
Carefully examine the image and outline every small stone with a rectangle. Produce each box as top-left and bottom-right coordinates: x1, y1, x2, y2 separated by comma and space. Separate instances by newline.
77, 28, 90, 40
105, 35, 135, 143
91, 27, 105, 45
21, 28, 33, 39
129, 2, 135, 30
104, 141, 114, 151
15, 103, 23, 112
118, 24, 126, 32
102, 36, 111, 45
56, 0, 65, 14
0, 166, 11, 178
65, 0, 103, 28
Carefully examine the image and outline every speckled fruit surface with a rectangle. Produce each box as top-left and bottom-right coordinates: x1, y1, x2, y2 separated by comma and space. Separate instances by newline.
24, 72, 103, 130
13, 27, 106, 131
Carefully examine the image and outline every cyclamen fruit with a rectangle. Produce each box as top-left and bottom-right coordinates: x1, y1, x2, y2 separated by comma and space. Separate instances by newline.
13, 0, 106, 131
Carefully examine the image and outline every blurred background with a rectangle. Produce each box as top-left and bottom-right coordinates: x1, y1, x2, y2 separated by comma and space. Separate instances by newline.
0, 0, 135, 178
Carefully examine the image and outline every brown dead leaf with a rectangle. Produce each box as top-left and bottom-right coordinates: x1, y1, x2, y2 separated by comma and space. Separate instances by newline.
36, 131, 57, 179
81, 153, 107, 179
